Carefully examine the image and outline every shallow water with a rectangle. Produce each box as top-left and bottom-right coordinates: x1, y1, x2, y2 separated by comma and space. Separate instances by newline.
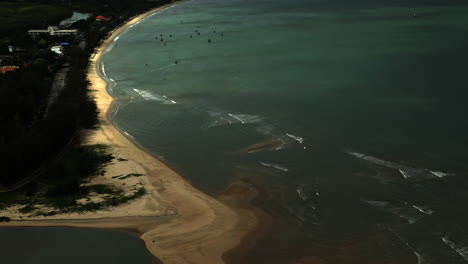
102, 0, 468, 262
0, 227, 156, 264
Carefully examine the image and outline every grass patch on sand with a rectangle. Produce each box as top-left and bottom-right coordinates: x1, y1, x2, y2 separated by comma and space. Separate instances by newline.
0, 144, 146, 217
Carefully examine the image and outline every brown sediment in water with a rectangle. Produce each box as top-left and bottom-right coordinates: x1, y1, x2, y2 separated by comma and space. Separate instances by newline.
0, 2, 268, 263
238, 139, 283, 154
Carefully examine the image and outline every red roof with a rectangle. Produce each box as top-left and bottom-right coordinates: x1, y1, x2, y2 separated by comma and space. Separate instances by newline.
96, 16, 105, 19
0, 66, 19, 74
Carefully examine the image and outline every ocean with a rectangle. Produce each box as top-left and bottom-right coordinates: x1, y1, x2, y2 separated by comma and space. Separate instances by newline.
101, 0, 468, 262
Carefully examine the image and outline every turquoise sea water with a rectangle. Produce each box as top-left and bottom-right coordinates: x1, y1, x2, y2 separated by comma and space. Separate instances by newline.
102, 0, 468, 262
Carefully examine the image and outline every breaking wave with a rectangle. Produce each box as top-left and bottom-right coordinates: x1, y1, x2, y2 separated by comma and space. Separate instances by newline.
363, 200, 430, 224
133, 88, 177, 104
286, 133, 304, 144
259, 162, 288, 172
414, 250, 426, 264
441, 236, 468, 262
296, 184, 309, 201
347, 151, 452, 180
203, 112, 264, 128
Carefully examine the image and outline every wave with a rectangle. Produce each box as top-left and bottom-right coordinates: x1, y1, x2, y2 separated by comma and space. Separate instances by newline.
348, 151, 453, 180
133, 88, 177, 104
412, 205, 434, 215
414, 250, 425, 264
296, 184, 309, 201
123, 131, 135, 139
259, 162, 288, 172
286, 133, 304, 144
429, 170, 451, 178
204, 112, 264, 128
347, 151, 406, 170
441, 236, 468, 262
399, 169, 412, 179
363, 200, 427, 224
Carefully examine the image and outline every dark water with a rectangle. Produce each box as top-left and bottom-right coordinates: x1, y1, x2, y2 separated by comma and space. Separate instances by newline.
0, 227, 156, 264
101, 0, 468, 262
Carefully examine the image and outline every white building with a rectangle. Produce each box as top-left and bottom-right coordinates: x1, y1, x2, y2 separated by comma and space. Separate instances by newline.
28, 26, 77, 38
50, 46, 63, 55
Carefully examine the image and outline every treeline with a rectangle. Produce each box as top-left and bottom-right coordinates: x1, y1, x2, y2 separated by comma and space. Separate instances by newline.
0, 44, 98, 186
0, 2, 72, 38
0, 0, 178, 188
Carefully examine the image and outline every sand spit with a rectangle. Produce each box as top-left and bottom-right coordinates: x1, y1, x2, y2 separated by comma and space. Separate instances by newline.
1, 2, 264, 263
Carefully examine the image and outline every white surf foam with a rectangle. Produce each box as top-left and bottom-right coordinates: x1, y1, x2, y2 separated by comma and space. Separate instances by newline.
363, 200, 422, 224
228, 113, 264, 124
133, 88, 176, 104
348, 151, 452, 180
296, 184, 310, 201
399, 169, 411, 179
430, 171, 450, 178
259, 162, 289, 172
204, 113, 264, 128
123, 131, 134, 139
442, 236, 468, 262
347, 151, 404, 170
412, 205, 434, 215
414, 250, 425, 264
286, 133, 304, 144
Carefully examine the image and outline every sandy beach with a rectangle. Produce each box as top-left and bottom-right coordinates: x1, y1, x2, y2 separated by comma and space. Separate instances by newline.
0, 2, 266, 263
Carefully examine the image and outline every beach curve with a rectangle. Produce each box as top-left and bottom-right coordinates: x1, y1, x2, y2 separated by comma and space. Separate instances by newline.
1, 2, 265, 263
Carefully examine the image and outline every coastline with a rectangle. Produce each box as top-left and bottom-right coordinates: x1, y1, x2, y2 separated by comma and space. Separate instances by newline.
1, 2, 266, 263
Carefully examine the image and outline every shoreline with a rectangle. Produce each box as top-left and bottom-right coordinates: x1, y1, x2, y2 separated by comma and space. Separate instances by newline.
0, 1, 266, 263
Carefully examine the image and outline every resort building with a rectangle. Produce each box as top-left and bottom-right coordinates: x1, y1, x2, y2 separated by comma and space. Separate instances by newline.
0, 66, 19, 74
28, 26, 78, 38
50, 46, 64, 55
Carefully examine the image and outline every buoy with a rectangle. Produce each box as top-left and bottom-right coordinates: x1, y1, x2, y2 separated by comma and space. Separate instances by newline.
208, 38, 211, 43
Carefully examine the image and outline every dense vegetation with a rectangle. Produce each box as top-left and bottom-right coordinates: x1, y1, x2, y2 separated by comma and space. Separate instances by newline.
0, 2, 72, 38
0, 0, 176, 202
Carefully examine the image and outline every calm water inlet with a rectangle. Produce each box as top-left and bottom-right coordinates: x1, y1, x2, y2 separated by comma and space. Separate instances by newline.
0, 227, 157, 264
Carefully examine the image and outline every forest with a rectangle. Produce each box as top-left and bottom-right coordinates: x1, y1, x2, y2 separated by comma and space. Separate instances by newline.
0, 0, 175, 195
